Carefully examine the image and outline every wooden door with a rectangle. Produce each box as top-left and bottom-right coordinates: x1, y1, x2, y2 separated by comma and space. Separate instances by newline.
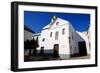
53, 44, 59, 57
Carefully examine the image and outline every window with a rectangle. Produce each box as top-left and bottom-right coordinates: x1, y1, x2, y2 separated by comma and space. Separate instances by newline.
72, 32, 74, 40
36, 37, 38, 41
55, 31, 58, 40
89, 42, 91, 48
62, 28, 65, 35
50, 32, 52, 37
69, 37, 71, 43
56, 22, 59, 25
42, 38, 45, 42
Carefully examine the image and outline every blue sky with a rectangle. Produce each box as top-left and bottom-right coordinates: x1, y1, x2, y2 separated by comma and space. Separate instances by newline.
24, 11, 90, 33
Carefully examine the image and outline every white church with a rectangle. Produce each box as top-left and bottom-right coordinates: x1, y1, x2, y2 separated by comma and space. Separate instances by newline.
25, 16, 91, 59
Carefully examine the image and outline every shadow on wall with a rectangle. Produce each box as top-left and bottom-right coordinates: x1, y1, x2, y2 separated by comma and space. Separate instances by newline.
75, 32, 87, 56
24, 37, 39, 56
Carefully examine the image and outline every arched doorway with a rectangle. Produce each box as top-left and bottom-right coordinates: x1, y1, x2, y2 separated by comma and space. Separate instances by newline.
53, 44, 59, 57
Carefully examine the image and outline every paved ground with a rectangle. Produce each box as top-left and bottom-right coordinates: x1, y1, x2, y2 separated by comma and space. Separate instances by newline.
70, 55, 90, 60
24, 54, 90, 62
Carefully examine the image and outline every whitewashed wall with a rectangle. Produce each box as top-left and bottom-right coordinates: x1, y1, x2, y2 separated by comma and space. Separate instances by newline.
69, 24, 79, 55
37, 17, 78, 59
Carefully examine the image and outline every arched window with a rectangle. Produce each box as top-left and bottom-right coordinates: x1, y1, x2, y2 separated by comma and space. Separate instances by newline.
62, 28, 65, 35
55, 31, 58, 40
50, 32, 52, 37
42, 38, 45, 42
56, 22, 59, 25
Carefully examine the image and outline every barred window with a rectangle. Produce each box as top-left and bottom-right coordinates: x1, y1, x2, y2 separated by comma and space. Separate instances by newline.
72, 32, 74, 40
55, 31, 58, 40
62, 28, 65, 35
50, 32, 52, 37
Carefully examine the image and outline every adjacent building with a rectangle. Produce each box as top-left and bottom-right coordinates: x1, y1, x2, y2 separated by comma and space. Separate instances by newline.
24, 25, 35, 56
24, 25, 35, 41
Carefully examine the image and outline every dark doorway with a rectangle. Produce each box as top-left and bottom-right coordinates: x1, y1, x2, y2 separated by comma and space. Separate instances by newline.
40, 47, 44, 55
78, 41, 87, 56
53, 44, 59, 57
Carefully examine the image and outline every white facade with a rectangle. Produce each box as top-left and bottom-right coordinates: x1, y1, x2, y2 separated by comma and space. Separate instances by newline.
35, 16, 89, 59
